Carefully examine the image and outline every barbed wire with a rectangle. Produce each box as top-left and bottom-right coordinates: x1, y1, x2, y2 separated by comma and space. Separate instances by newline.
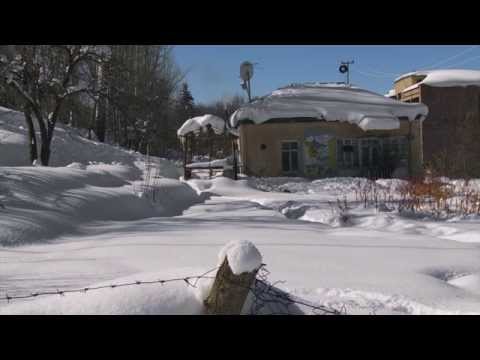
1, 264, 345, 315
0, 267, 219, 304
245, 266, 344, 315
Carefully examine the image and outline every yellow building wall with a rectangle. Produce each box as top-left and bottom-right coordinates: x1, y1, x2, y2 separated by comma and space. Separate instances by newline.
239, 119, 423, 178
394, 75, 425, 95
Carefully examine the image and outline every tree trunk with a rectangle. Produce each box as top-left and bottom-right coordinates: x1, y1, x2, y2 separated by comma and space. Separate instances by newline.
24, 107, 38, 164
40, 143, 51, 166
95, 96, 106, 143
39, 129, 52, 166
31, 112, 50, 166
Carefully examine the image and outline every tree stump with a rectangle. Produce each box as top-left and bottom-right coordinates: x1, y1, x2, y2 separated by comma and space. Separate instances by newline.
204, 257, 258, 315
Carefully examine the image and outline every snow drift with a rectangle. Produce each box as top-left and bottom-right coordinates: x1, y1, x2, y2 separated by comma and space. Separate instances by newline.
0, 106, 182, 179
229, 83, 428, 131
0, 165, 207, 246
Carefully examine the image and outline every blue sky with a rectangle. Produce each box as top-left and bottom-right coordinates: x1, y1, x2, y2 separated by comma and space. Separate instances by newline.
173, 45, 480, 104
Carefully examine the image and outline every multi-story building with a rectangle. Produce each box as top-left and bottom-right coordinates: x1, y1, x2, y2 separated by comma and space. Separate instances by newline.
387, 69, 480, 177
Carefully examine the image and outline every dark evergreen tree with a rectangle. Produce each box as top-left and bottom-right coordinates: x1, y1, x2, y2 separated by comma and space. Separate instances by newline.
178, 83, 195, 119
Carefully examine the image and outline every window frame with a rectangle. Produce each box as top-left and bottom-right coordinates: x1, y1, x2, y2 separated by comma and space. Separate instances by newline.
337, 138, 359, 169
281, 140, 300, 174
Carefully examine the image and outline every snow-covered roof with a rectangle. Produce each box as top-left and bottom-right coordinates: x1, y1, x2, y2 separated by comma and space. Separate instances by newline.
385, 89, 396, 97
229, 83, 428, 131
177, 114, 226, 137
395, 69, 480, 88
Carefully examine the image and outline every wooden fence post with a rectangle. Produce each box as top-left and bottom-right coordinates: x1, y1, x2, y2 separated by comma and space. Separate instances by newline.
204, 257, 258, 315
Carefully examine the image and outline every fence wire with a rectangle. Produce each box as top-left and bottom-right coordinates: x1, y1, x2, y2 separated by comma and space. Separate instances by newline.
1, 264, 344, 315
246, 266, 344, 315
0, 267, 219, 303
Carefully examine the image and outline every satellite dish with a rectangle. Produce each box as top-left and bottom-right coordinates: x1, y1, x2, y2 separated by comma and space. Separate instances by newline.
339, 64, 349, 74
240, 61, 254, 81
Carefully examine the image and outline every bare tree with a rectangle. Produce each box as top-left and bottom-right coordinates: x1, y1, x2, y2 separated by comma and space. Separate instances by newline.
0, 45, 104, 165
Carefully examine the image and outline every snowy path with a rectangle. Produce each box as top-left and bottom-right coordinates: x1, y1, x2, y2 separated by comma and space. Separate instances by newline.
2, 191, 480, 314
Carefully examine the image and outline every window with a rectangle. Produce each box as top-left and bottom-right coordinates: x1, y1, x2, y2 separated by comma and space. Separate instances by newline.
337, 137, 408, 169
337, 138, 359, 168
281, 141, 299, 173
383, 137, 408, 162
360, 139, 382, 167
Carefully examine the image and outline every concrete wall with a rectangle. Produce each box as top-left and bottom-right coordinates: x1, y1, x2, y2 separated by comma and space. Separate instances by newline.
238, 118, 423, 178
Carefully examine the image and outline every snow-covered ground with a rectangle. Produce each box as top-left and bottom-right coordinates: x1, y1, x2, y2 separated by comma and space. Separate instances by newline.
2, 173, 480, 314
2, 106, 480, 315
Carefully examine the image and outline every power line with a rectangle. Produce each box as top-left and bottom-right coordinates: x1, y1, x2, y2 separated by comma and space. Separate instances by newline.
353, 69, 394, 79
444, 54, 480, 68
357, 66, 400, 77
421, 45, 479, 70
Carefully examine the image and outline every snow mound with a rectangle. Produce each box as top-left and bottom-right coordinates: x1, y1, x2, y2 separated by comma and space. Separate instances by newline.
177, 114, 226, 137
229, 83, 428, 131
66, 162, 87, 170
448, 273, 480, 296
397, 69, 480, 92
249, 177, 407, 195
0, 166, 206, 245
300, 208, 349, 227
218, 240, 262, 275
0, 106, 182, 177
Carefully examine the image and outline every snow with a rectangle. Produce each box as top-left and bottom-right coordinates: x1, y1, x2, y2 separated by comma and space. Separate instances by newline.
396, 69, 480, 92
0, 106, 182, 178
2, 175, 480, 314
4, 102, 480, 314
448, 273, 480, 296
177, 114, 226, 137
0, 165, 206, 246
186, 158, 230, 169
218, 240, 262, 275
385, 89, 396, 97
229, 83, 428, 131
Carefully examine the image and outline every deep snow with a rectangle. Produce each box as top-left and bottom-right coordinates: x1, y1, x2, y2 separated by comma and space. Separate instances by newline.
2, 176, 480, 314
3, 105, 480, 314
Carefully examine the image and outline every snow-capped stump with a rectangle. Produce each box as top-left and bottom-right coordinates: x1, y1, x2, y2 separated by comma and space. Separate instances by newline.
205, 240, 262, 314
217, 239, 263, 275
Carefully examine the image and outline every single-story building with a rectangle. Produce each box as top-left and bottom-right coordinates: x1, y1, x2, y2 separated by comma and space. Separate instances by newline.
229, 83, 428, 178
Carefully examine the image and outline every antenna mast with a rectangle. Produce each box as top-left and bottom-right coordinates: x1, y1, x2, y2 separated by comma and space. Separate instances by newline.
339, 60, 354, 85
240, 61, 255, 102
